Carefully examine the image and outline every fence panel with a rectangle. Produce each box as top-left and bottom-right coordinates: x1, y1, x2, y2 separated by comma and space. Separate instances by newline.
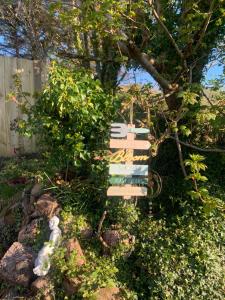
0, 56, 46, 156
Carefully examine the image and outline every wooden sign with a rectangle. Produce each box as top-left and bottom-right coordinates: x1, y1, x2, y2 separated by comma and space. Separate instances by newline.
109, 176, 148, 185
111, 123, 149, 137
107, 123, 150, 199
105, 149, 149, 163
107, 186, 147, 197
110, 139, 150, 150
109, 164, 148, 176
124, 124, 135, 200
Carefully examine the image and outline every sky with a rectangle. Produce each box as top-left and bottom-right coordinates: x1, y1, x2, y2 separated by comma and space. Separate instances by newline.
0, 32, 223, 88
120, 64, 224, 87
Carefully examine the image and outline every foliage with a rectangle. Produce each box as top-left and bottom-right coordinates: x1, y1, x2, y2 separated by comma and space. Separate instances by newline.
52, 243, 119, 299
135, 209, 225, 300
185, 154, 225, 213
1, 1, 225, 299
18, 62, 119, 171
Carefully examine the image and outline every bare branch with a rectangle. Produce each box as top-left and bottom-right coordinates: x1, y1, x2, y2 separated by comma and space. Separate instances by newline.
175, 131, 187, 177
148, 0, 184, 61
202, 89, 225, 118
118, 41, 172, 91
97, 210, 107, 237
170, 136, 225, 153
194, 0, 216, 53
57, 51, 113, 63
97, 210, 110, 249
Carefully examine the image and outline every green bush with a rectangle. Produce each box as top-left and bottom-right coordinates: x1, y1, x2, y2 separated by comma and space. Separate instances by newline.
134, 209, 225, 299
20, 62, 118, 170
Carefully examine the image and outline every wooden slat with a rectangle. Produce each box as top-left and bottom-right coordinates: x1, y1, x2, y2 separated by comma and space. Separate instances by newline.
110, 139, 150, 150
109, 176, 148, 185
107, 186, 147, 197
109, 164, 148, 176
0, 57, 7, 156
4, 56, 18, 156
111, 123, 149, 138
129, 127, 149, 134
123, 124, 135, 200
19, 58, 34, 153
0, 56, 45, 156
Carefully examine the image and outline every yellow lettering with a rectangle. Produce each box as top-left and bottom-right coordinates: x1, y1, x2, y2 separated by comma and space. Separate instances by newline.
104, 149, 148, 163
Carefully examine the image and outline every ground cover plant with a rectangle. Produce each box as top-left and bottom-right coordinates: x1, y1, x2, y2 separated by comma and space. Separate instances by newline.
0, 0, 225, 299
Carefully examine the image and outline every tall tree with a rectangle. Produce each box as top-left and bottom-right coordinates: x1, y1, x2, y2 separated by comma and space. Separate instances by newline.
0, 1, 121, 89
55, 0, 225, 108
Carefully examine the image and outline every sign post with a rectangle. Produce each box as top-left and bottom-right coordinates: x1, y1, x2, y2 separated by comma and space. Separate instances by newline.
107, 123, 150, 198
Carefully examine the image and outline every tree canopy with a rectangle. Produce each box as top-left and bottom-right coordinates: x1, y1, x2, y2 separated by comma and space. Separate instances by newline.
0, 1, 225, 299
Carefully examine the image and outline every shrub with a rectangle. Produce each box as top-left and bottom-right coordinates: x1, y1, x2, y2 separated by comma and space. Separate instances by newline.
134, 208, 225, 299
20, 62, 119, 171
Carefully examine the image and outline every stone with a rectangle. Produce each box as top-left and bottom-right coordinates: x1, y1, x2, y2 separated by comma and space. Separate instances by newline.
93, 287, 121, 300
102, 230, 135, 249
30, 183, 43, 203
102, 230, 121, 247
7, 177, 27, 186
80, 227, 93, 239
31, 276, 54, 300
63, 277, 82, 296
3, 213, 16, 225
18, 219, 39, 243
65, 238, 86, 266
0, 242, 35, 287
62, 239, 85, 297
35, 194, 59, 219
0, 287, 20, 299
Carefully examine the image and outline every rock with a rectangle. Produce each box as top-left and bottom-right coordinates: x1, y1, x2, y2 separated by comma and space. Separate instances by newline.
18, 219, 39, 243
102, 230, 121, 247
31, 276, 54, 300
35, 194, 59, 219
0, 242, 35, 287
63, 277, 82, 296
102, 230, 135, 248
93, 287, 121, 300
65, 238, 86, 266
62, 239, 85, 297
3, 213, 16, 225
0, 287, 20, 300
80, 227, 93, 239
7, 177, 27, 186
30, 183, 43, 204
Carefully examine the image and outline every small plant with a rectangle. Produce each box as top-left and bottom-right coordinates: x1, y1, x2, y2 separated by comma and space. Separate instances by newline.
185, 154, 208, 201
18, 62, 119, 172
185, 154, 224, 213
78, 253, 118, 299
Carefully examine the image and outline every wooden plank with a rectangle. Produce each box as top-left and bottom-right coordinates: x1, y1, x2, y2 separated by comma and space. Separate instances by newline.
18, 58, 34, 153
111, 123, 149, 138
123, 124, 135, 200
0, 56, 7, 156
129, 127, 149, 134
109, 164, 148, 176
107, 186, 147, 197
4, 56, 18, 156
0, 56, 46, 156
109, 176, 148, 185
110, 139, 150, 150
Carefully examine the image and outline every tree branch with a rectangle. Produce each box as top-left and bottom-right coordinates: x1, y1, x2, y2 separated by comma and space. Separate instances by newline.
170, 136, 225, 153
118, 41, 172, 91
57, 50, 114, 63
194, 0, 216, 53
175, 131, 187, 177
97, 210, 110, 249
148, 0, 184, 61
202, 89, 225, 117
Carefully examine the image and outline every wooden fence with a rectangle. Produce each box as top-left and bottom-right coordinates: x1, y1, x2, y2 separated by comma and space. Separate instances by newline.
0, 56, 46, 157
